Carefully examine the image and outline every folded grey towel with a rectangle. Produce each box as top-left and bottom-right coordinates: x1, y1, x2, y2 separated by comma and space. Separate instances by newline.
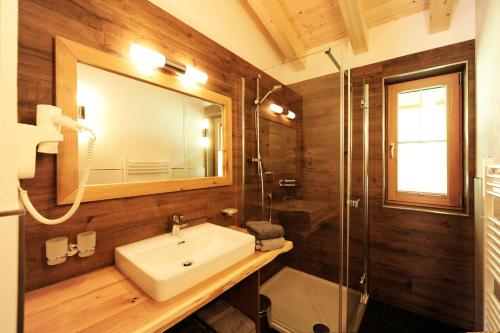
256, 237, 286, 251
246, 220, 284, 240
196, 299, 256, 333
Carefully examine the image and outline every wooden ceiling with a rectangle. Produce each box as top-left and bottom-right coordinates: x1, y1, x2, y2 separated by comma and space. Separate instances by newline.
247, 0, 457, 67
278, 0, 431, 49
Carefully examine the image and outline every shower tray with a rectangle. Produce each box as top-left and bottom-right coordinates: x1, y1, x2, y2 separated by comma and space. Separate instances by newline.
261, 267, 362, 333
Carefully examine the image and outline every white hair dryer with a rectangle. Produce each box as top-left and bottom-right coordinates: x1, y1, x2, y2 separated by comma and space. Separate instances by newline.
17, 104, 96, 225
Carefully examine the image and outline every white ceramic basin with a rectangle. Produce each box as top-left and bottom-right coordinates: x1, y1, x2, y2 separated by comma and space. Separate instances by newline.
115, 223, 255, 302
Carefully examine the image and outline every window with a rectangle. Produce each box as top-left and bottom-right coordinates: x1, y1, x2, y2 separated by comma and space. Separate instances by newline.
386, 72, 463, 210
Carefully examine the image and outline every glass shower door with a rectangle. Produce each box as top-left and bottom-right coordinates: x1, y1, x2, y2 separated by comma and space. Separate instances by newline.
242, 43, 368, 333
344, 76, 370, 332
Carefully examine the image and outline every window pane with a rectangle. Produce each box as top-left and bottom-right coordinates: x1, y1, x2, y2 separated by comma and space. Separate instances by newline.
397, 86, 447, 142
397, 142, 447, 194
421, 87, 447, 141
398, 91, 421, 142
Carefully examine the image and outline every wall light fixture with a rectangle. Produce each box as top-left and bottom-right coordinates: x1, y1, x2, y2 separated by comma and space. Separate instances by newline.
269, 103, 284, 114
129, 43, 208, 84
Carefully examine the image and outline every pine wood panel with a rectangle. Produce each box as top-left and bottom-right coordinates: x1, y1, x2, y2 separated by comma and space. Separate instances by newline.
429, 0, 457, 34
247, 0, 307, 70
363, 0, 429, 27
278, 0, 431, 49
18, 0, 301, 291
349, 39, 476, 330
338, 0, 369, 54
279, 0, 346, 49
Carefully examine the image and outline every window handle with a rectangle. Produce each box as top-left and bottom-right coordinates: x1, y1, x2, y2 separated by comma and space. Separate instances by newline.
389, 143, 395, 159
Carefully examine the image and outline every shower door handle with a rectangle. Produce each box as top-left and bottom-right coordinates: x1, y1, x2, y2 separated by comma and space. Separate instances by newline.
389, 143, 395, 159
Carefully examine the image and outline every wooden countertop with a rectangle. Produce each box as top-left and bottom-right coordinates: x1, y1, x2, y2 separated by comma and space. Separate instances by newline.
25, 236, 292, 333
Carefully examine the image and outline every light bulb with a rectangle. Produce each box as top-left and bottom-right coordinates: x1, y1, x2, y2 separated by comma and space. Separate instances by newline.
287, 110, 296, 120
183, 65, 208, 84
129, 43, 166, 69
269, 103, 284, 114
201, 118, 209, 129
201, 137, 210, 148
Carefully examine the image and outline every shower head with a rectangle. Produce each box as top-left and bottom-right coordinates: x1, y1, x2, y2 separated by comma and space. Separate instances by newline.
258, 84, 283, 104
271, 84, 282, 92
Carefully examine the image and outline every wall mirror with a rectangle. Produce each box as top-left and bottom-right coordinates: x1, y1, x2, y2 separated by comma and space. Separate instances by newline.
55, 37, 232, 204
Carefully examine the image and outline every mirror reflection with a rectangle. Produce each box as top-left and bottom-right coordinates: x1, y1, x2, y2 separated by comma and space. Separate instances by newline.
77, 63, 224, 185
259, 119, 297, 173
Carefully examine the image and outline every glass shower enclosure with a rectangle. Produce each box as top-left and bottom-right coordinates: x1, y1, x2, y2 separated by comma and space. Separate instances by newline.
241, 44, 369, 333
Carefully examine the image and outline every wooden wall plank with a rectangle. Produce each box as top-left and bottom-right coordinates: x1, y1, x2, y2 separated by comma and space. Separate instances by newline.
350, 39, 476, 330
283, 40, 475, 330
18, 0, 301, 291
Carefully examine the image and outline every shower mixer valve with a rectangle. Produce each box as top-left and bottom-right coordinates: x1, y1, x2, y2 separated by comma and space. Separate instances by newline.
347, 199, 361, 208
279, 179, 297, 187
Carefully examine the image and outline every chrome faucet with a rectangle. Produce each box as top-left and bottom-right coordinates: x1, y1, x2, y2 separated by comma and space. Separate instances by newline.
171, 214, 188, 237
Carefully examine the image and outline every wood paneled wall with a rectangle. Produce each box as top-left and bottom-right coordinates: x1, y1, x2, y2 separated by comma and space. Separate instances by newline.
18, 0, 301, 291
18, 2, 476, 328
349, 40, 476, 330
243, 80, 302, 222
282, 74, 346, 283
277, 73, 366, 291
269, 40, 476, 330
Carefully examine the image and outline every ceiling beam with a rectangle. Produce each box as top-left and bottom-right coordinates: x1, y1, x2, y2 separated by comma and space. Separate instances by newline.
338, 0, 369, 54
429, 0, 455, 34
247, 0, 306, 71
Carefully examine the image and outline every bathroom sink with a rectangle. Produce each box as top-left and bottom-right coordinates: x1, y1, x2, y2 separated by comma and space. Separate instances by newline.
115, 223, 255, 302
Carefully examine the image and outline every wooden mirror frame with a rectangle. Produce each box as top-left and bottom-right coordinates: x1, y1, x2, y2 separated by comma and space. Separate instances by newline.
55, 37, 233, 204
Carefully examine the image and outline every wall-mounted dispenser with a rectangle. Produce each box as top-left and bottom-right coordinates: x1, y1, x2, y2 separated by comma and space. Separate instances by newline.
16, 104, 96, 225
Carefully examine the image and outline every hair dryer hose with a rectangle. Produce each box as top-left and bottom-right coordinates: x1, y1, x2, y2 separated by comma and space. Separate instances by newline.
18, 135, 96, 225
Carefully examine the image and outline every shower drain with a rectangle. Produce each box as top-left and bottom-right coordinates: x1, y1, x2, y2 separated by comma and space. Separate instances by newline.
313, 323, 330, 333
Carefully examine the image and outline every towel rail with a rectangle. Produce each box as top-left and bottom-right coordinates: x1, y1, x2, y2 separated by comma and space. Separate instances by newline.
0, 208, 26, 218
484, 163, 500, 329
123, 158, 171, 182
486, 292, 500, 331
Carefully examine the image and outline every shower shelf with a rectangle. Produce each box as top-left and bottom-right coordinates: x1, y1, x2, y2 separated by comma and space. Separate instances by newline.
273, 199, 335, 239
